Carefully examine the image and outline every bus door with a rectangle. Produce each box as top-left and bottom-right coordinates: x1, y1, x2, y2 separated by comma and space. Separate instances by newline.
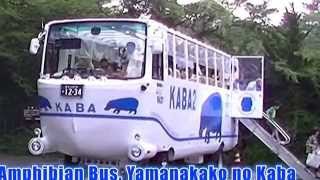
231, 56, 264, 119
150, 24, 165, 106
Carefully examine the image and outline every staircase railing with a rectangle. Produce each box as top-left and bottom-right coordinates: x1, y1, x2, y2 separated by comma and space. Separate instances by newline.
262, 112, 291, 145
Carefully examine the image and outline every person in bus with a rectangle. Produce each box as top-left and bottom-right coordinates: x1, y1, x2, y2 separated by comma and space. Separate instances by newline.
99, 58, 118, 77
124, 41, 144, 78
246, 78, 262, 91
188, 67, 196, 81
198, 66, 206, 83
216, 70, 223, 87
75, 56, 94, 70
99, 58, 109, 69
180, 68, 186, 79
188, 67, 192, 79
208, 69, 215, 85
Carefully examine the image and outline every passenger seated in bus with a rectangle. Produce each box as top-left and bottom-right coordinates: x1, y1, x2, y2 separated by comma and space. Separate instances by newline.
198, 66, 206, 83
74, 56, 94, 70
246, 78, 262, 91
168, 68, 173, 76
99, 58, 117, 77
246, 79, 256, 90
188, 68, 192, 79
216, 70, 223, 87
224, 75, 231, 89
176, 70, 180, 78
216, 70, 221, 81
99, 58, 109, 68
233, 79, 247, 90
256, 78, 262, 91
168, 56, 174, 77
233, 79, 240, 90
180, 69, 186, 79
208, 69, 215, 85
92, 59, 100, 68
188, 67, 196, 81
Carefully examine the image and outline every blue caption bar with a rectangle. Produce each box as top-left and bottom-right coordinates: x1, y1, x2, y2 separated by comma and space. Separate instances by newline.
0, 164, 296, 180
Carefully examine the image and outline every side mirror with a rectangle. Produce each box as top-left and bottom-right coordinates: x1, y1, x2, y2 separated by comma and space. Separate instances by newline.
29, 38, 40, 55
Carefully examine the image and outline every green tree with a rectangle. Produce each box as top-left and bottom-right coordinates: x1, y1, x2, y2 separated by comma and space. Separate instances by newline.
0, 0, 108, 133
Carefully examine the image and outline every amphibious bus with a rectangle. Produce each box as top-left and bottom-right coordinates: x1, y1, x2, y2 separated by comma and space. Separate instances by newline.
28, 18, 263, 165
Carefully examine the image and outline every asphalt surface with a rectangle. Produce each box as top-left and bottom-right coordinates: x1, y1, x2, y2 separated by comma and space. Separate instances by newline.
0, 153, 63, 166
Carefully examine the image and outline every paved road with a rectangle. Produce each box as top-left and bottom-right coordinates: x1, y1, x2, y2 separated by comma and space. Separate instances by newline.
0, 153, 63, 166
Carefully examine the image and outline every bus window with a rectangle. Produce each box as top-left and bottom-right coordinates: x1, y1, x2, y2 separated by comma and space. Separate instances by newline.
208, 50, 215, 86
152, 54, 163, 80
168, 56, 173, 77
175, 36, 186, 80
216, 53, 223, 88
224, 56, 231, 89
232, 58, 240, 90
167, 33, 174, 77
188, 42, 196, 82
198, 46, 206, 84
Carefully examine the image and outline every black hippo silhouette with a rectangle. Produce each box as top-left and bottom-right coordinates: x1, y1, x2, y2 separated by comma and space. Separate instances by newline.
38, 96, 51, 111
199, 93, 222, 144
104, 98, 139, 114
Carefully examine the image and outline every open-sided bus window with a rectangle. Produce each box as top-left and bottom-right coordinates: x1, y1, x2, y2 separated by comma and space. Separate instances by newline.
152, 54, 163, 80
224, 56, 231, 89
198, 46, 206, 84
208, 50, 215, 86
187, 42, 196, 82
167, 33, 174, 77
238, 58, 262, 91
45, 43, 58, 74
175, 36, 186, 80
216, 53, 223, 88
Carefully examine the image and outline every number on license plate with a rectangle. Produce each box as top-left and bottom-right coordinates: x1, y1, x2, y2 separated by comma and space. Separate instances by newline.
61, 85, 83, 97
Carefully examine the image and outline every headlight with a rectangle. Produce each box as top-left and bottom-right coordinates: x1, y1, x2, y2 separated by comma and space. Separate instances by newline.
31, 141, 41, 152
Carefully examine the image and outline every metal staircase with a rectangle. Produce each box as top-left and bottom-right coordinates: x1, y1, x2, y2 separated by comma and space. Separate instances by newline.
239, 113, 317, 180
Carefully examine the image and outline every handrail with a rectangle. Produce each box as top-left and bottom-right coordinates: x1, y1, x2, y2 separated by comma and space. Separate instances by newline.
262, 112, 291, 145
239, 118, 316, 179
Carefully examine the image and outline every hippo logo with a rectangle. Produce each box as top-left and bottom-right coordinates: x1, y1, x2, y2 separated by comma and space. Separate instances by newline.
38, 96, 51, 111
199, 93, 222, 144
104, 98, 139, 114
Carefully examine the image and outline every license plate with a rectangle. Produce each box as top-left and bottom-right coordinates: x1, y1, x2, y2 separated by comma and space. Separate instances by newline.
61, 84, 83, 98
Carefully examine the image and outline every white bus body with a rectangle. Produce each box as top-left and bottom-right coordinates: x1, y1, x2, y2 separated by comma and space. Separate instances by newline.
28, 18, 264, 163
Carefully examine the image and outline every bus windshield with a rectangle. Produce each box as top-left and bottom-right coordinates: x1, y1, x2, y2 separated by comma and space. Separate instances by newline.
44, 21, 146, 79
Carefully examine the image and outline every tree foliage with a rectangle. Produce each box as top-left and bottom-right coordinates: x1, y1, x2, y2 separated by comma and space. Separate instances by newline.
0, 0, 320, 163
